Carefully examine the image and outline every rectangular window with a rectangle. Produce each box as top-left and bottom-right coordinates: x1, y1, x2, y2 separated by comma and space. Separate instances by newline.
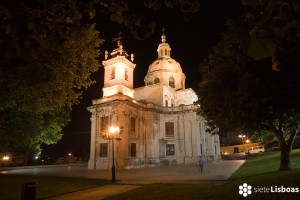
110, 68, 115, 79
200, 144, 203, 155
165, 100, 168, 107
101, 116, 109, 132
130, 117, 136, 133
130, 143, 136, 157
100, 143, 108, 157
166, 144, 175, 156
125, 68, 128, 81
165, 122, 174, 138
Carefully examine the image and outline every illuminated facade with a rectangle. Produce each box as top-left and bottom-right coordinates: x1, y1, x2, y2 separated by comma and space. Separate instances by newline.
88, 34, 220, 169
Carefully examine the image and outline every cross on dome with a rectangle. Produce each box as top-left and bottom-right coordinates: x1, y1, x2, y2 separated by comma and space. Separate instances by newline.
112, 32, 124, 47
110, 32, 129, 58
161, 27, 166, 43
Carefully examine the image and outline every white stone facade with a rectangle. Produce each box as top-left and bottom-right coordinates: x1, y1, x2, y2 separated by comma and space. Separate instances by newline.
88, 34, 220, 169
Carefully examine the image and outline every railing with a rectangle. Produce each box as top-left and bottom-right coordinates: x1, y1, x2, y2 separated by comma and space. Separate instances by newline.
165, 135, 175, 140
147, 104, 198, 113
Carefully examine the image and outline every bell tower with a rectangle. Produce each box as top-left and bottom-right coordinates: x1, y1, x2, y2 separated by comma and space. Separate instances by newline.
102, 33, 136, 98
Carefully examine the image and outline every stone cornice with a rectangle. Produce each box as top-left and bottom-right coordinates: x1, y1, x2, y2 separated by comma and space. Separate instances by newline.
102, 56, 136, 69
88, 94, 199, 114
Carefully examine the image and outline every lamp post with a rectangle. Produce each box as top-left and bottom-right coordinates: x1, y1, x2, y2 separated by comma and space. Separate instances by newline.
2, 156, 10, 167
239, 135, 246, 151
104, 126, 121, 183
245, 139, 250, 151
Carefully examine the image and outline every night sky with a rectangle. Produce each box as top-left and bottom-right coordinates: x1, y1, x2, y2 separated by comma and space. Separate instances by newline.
42, 0, 244, 158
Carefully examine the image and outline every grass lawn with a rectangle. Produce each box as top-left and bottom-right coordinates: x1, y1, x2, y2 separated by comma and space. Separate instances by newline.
0, 174, 110, 200
0, 149, 299, 200
106, 149, 300, 200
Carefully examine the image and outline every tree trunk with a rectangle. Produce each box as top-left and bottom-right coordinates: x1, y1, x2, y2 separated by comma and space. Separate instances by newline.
269, 121, 298, 171
277, 128, 297, 171
279, 143, 291, 170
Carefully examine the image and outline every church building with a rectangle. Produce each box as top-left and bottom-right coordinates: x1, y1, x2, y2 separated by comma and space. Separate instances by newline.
87, 33, 221, 170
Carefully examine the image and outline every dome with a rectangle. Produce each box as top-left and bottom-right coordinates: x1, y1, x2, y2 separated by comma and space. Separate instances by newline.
147, 57, 183, 74
144, 33, 186, 90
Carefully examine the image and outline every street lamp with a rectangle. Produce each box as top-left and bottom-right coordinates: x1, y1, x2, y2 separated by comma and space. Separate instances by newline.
239, 135, 246, 151
245, 139, 250, 151
2, 156, 10, 167
103, 126, 121, 183
239, 135, 246, 143
2, 156, 9, 161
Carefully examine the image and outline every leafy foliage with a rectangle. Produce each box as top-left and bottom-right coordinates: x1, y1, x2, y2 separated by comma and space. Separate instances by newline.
197, 0, 300, 170
242, 0, 300, 71
93, 0, 200, 39
0, 0, 103, 156
0, 0, 200, 159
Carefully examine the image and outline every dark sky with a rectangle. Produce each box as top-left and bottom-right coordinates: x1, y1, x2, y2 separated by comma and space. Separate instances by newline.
42, 0, 244, 158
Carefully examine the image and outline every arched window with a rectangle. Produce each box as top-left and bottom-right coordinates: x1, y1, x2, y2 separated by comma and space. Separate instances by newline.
154, 78, 160, 84
169, 77, 175, 88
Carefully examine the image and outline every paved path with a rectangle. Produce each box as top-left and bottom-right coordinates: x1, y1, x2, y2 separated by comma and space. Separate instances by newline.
1, 160, 245, 199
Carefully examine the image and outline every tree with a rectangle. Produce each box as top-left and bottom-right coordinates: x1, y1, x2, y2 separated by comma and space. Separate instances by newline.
197, 0, 300, 171
251, 130, 277, 147
0, 0, 103, 158
93, 0, 200, 39
242, 0, 299, 71
0, 0, 201, 160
